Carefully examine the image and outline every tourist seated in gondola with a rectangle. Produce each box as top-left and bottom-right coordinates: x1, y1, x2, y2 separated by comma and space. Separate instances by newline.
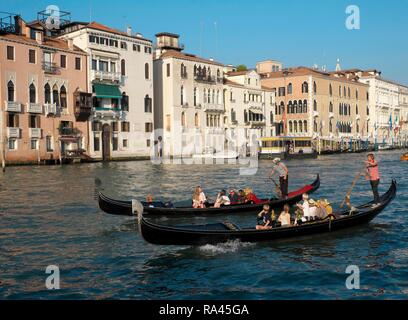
296, 193, 310, 222
192, 186, 207, 209
278, 204, 292, 227
146, 194, 154, 208
308, 199, 320, 221
256, 204, 273, 230
237, 190, 245, 204
214, 190, 231, 208
228, 189, 239, 204
244, 188, 263, 204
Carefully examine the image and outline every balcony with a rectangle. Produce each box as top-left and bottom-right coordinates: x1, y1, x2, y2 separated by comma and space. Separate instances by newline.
203, 104, 224, 112
59, 127, 81, 136
194, 75, 216, 84
29, 128, 42, 139
91, 70, 122, 82
93, 107, 125, 121
74, 92, 93, 122
5, 101, 22, 112
249, 120, 266, 127
42, 61, 60, 74
27, 103, 43, 114
44, 103, 58, 116
7, 127, 20, 138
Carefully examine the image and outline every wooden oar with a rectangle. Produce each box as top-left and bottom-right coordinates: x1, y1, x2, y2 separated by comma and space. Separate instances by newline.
339, 165, 367, 209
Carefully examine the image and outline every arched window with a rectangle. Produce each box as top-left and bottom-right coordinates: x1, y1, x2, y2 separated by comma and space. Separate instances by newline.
7, 80, 14, 102
287, 83, 293, 94
329, 102, 333, 113
144, 63, 149, 79
293, 101, 298, 114
193, 87, 197, 106
303, 100, 307, 113
60, 85, 67, 109
212, 89, 215, 104
339, 86, 342, 97
288, 101, 292, 114
194, 65, 197, 76
299, 121, 303, 133
348, 104, 351, 115
244, 110, 248, 123
180, 86, 184, 105
289, 121, 293, 133
304, 120, 308, 133
216, 90, 220, 104
280, 101, 285, 114
144, 95, 152, 112
208, 89, 211, 103
52, 84, 59, 106
313, 100, 317, 111
348, 87, 351, 98
343, 86, 346, 97
29, 83, 36, 103
329, 119, 333, 132
302, 82, 308, 93
270, 111, 274, 124
194, 113, 199, 127
339, 103, 343, 115
121, 59, 126, 76
294, 121, 298, 133
298, 100, 302, 113
313, 81, 317, 94
181, 112, 186, 127
329, 84, 333, 96
356, 104, 359, 115
367, 106, 370, 116
356, 89, 359, 99
44, 83, 51, 104
314, 120, 318, 132
203, 89, 207, 103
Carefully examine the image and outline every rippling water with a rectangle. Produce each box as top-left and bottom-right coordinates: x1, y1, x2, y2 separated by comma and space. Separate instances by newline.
1, 150, 407, 299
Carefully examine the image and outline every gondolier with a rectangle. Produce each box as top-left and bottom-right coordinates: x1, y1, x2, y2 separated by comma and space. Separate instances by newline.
268, 158, 289, 198
365, 153, 380, 205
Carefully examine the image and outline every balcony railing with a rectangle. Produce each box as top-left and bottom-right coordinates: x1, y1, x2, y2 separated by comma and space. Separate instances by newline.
59, 127, 81, 136
29, 128, 42, 139
7, 127, 20, 138
27, 103, 43, 114
203, 104, 224, 112
42, 61, 60, 74
5, 101, 22, 112
91, 70, 122, 82
44, 103, 58, 116
194, 75, 216, 83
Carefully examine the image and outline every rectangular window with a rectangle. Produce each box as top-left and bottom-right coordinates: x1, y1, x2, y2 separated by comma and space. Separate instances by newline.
60, 55, 66, 68
146, 139, 151, 147
166, 63, 171, 77
29, 49, 36, 64
94, 136, 100, 151
145, 122, 153, 133
29, 115, 40, 128
46, 136, 53, 152
30, 139, 38, 150
112, 122, 119, 132
112, 137, 118, 151
7, 46, 14, 60
7, 113, 19, 127
8, 139, 16, 150
121, 122, 130, 132
144, 46, 152, 54
92, 121, 102, 131
123, 139, 128, 148
91, 59, 97, 70
75, 57, 81, 70
133, 44, 141, 51
120, 42, 127, 50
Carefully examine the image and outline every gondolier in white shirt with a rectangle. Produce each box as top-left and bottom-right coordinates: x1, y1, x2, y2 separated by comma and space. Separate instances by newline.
268, 158, 289, 198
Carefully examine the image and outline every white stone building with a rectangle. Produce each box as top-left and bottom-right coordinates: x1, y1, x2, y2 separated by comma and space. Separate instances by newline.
223, 69, 276, 153
399, 85, 408, 144
59, 22, 154, 160
153, 33, 225, 157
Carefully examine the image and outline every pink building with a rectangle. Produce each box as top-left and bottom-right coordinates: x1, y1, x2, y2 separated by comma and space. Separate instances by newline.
0, 14, 92, 166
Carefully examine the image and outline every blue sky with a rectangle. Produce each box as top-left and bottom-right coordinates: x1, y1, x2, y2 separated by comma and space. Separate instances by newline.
5, 0, 408, 84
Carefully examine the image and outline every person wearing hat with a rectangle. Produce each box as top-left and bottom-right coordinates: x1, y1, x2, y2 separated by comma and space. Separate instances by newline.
268, 158, 289, 198
308, 198, 319, 220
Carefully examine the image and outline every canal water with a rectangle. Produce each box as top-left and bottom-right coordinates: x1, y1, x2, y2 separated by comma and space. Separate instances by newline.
1, 150, 407, 299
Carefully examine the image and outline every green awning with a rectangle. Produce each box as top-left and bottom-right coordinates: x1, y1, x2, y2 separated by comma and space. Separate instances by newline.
93, 83, 122, 99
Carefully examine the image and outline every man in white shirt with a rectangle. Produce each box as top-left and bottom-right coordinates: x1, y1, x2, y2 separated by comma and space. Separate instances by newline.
268, 158, 289, 198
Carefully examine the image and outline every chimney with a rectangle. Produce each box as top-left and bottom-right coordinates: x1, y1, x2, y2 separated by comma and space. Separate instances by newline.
127, 26, 132, 36
35, 31, 43, 44
67, 38, 74, 50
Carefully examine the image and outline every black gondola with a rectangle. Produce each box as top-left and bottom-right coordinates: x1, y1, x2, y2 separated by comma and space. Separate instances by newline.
139, 180, 397, 245
98, 175, 320, 216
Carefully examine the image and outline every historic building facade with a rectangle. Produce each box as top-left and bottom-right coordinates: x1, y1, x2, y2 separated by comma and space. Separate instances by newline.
0, 15, 90, 166
153, 33, 225, 157
259, 66, 369, 152
59, 22, 154, 160
223, 69, 275, 153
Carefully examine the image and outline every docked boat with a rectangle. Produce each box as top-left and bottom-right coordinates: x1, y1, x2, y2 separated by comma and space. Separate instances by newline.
98, 175, 320, 216
139, 180, 397, 246
401, 153, 408, 161
258, 137, 318, 160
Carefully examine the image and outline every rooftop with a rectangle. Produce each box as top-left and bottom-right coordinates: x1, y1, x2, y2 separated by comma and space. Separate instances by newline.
158, 49, 224, 66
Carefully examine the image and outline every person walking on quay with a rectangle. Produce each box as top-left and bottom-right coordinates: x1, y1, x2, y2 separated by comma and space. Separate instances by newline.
268, 158, 289, 198
365, 153, 381, 205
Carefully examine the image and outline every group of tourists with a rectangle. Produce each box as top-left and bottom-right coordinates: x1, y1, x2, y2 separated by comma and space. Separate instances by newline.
192, 186, 264, 209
